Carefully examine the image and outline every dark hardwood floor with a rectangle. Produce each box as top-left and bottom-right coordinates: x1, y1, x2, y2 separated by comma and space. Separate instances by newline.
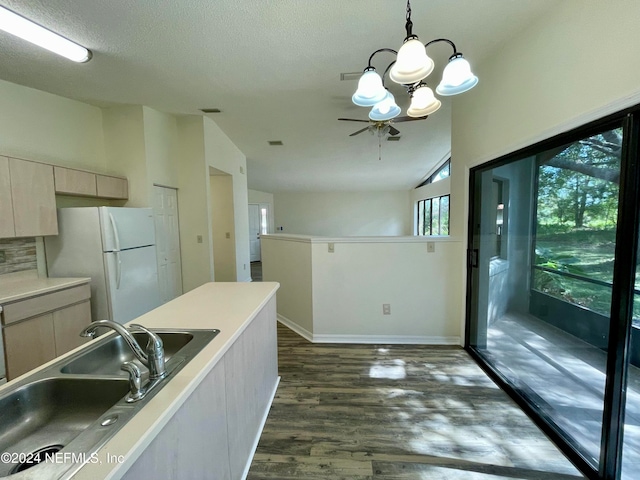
247, 323, 586, 479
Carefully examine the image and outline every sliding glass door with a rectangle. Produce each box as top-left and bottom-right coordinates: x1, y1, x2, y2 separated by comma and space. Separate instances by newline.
466, 112, 640, 479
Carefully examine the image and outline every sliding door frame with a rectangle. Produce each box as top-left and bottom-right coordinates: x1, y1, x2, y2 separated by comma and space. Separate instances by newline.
465, 106, 640, 480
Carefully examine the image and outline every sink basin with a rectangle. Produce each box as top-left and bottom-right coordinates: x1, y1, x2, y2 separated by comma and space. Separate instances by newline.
0, 328, 219, 479
60, 332, 194, 376
0, 378, 129, 478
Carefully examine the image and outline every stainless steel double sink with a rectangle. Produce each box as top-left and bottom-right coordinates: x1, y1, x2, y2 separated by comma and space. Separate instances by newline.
0, 328, 219, 479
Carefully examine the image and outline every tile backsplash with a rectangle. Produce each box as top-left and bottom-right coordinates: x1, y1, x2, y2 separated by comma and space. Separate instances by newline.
0, 238, 37, 275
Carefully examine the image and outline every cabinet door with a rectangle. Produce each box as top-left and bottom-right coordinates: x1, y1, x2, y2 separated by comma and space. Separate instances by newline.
54, 167, 97, 196
4, 313, 56, 380
9, 158, 58, 236
0, 156, 16, 238
53, 300, 92, 356
96, 175, 128, 199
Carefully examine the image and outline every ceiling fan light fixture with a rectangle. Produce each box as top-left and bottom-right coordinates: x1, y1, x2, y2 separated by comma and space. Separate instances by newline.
352, 68, 388, 106
436, 53, 478, 95
0, 5, 91, 62
369, 91, 401, 121
389, 37, 434, 85
407, 84, 441, 117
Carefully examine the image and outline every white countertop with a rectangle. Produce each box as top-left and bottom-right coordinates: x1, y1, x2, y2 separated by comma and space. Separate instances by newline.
69, 281, 280, 479
0, 270, 91, 304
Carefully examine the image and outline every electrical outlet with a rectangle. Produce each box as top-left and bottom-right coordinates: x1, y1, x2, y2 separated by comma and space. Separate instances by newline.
197, 235, 203, 243
383, 304, 391, 315
328, 243, 335, 253
225, 232, 231, 239
427, 242, 435, 253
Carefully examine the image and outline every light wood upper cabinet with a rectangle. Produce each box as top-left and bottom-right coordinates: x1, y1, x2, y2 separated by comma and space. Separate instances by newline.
96, 174, 128, 199
54, 166, 97, 196
9, 158, 58, 237
0, 156, 16, 238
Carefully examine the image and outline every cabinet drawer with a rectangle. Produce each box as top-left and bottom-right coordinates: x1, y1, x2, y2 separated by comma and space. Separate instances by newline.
2, 283, 91, 325
54, 166, 97, 196
96, 175, 128, 199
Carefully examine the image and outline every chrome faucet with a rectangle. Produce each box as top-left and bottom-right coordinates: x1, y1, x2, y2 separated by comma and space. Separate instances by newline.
80, 320, 167, 380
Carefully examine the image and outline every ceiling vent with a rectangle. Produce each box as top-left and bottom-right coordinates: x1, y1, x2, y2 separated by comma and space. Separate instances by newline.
340, 72, 362, 81
387, 136, 401, 142
268, 140, 283, 146
200, 108, 222, 113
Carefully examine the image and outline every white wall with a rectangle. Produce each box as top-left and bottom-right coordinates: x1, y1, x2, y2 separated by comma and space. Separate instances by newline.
102, 105, 148, 207
210, 174, 237, 281
262, 234, 461, 343
450, 0, 640, 336
261, 235, 313, 335
176, 116, 213, 292
203, 118, 251, 282
143, 107, 179, 191
0, 79, 106, 171
312, 239, 461, 341
274, 191, 412, 236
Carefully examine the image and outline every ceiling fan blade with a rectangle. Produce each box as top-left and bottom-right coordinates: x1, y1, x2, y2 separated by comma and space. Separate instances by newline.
393, 115, 429, 123
338, 118, 370, 123
349, 127, 370, 137
389, 126, 400, 136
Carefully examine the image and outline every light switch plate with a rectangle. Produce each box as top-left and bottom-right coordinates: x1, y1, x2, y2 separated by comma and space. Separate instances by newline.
427, 242, 435, 253
328, 243, 335, 253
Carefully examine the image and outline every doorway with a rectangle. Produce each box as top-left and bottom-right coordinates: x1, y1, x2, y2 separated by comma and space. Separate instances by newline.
210, 169, 237, 282
152, 185, 183, 303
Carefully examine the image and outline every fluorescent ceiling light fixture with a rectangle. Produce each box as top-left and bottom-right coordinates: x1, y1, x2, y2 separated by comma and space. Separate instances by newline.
0, 6, 92, 63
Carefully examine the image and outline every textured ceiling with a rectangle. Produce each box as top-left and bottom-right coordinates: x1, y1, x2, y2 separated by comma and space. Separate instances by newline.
0, 0, 556, 192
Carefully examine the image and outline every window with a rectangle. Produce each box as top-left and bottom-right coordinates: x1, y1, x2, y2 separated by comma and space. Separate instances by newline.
491, 178, 508, 259
417, 195, 449, 236
416, 159, 450, 188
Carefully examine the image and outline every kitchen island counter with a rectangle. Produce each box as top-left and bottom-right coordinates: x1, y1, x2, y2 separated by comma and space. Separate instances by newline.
72, 281, 280, 480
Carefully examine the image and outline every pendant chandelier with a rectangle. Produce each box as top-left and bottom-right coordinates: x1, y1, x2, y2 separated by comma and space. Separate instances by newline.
352, 0, 478, 121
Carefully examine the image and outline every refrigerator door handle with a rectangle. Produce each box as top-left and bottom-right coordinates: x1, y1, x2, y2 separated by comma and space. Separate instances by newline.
115, 251, 122, 289
109, 213, 122, 252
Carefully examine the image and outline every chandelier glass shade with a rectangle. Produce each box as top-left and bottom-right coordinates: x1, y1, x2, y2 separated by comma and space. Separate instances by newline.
369, 91, 401, 121
352, 0, 477, 118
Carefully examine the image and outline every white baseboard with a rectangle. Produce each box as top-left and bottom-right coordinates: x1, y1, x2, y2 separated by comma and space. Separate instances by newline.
276, 314, 313, 342
241, 375, 281, 480
277, 314, 459, 345
312, 334, 461, 345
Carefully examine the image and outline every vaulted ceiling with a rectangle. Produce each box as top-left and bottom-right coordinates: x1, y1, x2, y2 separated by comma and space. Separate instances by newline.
0, 0, 556, 192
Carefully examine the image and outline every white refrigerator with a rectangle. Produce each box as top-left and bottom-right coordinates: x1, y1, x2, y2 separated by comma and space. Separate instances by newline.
45, 207, 162, 324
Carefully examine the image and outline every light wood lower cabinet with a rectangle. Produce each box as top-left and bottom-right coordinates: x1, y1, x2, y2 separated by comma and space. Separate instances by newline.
3, 313, 57, 380
53, 301, 92, 356
1, 284, 92, 380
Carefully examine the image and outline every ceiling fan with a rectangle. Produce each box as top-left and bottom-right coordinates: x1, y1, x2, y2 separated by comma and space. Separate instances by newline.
338, 116, 429, 137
